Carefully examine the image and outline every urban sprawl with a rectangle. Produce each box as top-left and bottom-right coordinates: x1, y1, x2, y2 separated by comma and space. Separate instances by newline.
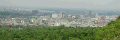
0, 8, 119, 27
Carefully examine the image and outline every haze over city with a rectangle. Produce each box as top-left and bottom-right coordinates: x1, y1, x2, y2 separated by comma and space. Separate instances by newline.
0, 0, 120, 8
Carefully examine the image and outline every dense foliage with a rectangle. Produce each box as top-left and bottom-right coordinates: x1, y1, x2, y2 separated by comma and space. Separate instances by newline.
95, 16, 120, 40
0, 25, 97, 40
0, 16, 120, 40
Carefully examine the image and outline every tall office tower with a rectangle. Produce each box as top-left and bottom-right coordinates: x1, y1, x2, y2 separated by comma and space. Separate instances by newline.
97, 16, 101, 22
89, 11, 94, 18
95, 13, 98, 18
63, 14, 68, 18
89, 11, 96, 18
58, 12, 63, 18
89, 11, 92, 17
52, 13, 58, 18
32, 10, 39, 14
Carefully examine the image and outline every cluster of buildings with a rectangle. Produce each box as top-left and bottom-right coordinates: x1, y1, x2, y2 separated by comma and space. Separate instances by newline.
0, 9, 119, 27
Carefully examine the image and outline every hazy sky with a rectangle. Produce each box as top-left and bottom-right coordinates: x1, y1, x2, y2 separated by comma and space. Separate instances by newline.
0, 0, 120, 8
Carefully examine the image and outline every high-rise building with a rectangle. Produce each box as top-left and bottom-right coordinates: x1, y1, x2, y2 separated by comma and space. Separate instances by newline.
52, 13, 58, 18
89, 11, 92, 17
95, 13, 98, 18
63, 14, 68, 18
58, 12, 63, 18
32, 10, 39, 14
89, 11, 96, 18
97, 16, 101, 22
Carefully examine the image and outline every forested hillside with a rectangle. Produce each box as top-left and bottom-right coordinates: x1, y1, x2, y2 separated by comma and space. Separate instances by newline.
95, 16, 120, 40
0, 16, 120, 40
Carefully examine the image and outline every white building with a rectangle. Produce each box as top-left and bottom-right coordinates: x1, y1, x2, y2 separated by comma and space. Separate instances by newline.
52, 13, 58, 18
54, 22, 60, 26
72, 16, 76, 19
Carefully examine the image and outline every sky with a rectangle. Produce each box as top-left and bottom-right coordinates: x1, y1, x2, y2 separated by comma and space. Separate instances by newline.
0, 0, 120, 8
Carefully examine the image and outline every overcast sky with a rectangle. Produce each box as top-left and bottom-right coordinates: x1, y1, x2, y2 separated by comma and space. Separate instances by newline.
0, 0, 120, 8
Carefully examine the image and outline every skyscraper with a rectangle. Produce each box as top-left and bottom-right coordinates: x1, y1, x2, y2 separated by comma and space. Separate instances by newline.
89, 11, 96, 18
89, 11, 93, 18
58, 12, 63, 18
95, 13, 98, 18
